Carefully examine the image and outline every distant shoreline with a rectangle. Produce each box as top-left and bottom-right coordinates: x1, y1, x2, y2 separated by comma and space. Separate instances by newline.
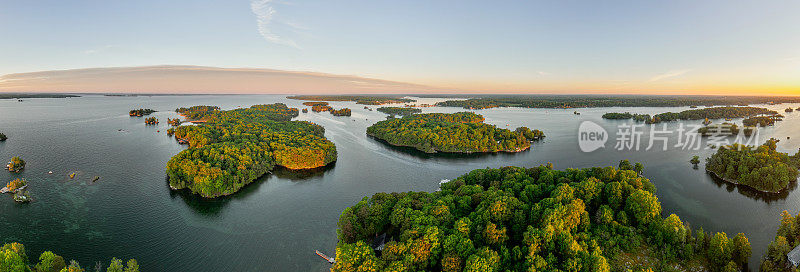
0, 93, 79, 99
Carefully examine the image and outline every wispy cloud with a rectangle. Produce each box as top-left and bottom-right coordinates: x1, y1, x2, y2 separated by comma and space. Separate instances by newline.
82, 45, 117, 55
537, 71, 552, 76
650, 69, 692, 82
251, 0, 300, 48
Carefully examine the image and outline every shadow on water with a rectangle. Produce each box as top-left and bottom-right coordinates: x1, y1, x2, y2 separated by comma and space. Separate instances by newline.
367, 136, 534, 161
273, 163, 335, 181
706, 173, 795, 203
167, 174, 268, 217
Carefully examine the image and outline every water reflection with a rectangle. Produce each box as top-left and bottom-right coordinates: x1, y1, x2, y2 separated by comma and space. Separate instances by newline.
273, 164, 335, 181
706, 173, 795, 203
167, 174, 267, 216
367, 136, 532, 160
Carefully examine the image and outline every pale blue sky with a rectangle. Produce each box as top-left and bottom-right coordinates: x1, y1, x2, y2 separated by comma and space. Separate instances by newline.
1, 0, 799, 93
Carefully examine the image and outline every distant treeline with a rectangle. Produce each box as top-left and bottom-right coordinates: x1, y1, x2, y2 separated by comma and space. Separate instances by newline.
288, 95, 415, 105
602, 107, 777, 123
0, 93, 79, 99
435, 95, 800, 109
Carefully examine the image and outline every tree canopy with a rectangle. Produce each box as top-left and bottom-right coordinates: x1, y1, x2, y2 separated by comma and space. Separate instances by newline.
166, 103, 337, 198
0, 242, 138, 272
377, 107, 422, 117
7, 156, 25, 172
333, 163, 749, 272
128, 109, 155, 117
705, 138, 800, 193
366, 112, 543, 153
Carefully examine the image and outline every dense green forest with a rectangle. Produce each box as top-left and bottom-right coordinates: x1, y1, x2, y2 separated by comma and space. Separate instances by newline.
648, 107, 776, 123
0, 242, 139, 272
601, 112, 652, 122
166, 103, 337, 198
7, 156, 25, 172
377, 107, 422, 116
288, 95, 415, 105
761, 211, 800, 271
128, 109, 155, 117
435, 95, 800, 109
366, 112, 541, 153
175, 105, 220, 121
705, 139, 800, 193
330, 108, 352, 116
743, 116, 783, 127
333, 163, 750, 272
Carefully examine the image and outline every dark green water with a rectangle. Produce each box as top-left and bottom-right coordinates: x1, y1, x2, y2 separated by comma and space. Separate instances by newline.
0, 95, 798, 270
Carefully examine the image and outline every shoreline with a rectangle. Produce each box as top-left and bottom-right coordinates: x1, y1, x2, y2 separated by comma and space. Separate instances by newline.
366, 133, 532, 154
705, 168, 786, 194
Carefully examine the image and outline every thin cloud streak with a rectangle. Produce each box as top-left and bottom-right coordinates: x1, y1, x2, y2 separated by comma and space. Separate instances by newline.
251, 0, 300, 48
650, 69, 692, 82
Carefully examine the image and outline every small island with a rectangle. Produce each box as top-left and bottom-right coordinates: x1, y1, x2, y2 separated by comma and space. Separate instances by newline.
376, 106, 422, 117
144, 117, 159, 125
2, 178, 30, 202
330, 108, 351, 116
333, 163, 750, 272
743, 115, 783, 127
0, 133, 6, 141
366, 112, 543, 153
705, 138, 799, 193
129, 108, 156, 117
289, 95, 415, 105
5, 156, 25, 172
166, 103, 337, 198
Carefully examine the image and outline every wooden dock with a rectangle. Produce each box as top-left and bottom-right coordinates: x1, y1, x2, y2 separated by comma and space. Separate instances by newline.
315, 250, 335, 264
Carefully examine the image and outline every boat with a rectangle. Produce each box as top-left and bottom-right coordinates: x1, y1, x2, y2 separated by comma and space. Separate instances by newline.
48, 171, 53, 174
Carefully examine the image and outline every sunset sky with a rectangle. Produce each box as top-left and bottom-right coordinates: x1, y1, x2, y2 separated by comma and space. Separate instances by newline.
1, 0, 799, 94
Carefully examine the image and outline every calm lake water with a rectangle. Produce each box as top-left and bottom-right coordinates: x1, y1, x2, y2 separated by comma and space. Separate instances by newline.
1, 95, 799, 270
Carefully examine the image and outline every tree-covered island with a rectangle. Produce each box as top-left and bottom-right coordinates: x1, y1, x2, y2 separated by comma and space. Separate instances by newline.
366, 112, 543, 153
377, 107, 422, 117
144, 117, 158, 125
333, 163, 751, 272
330, 108, 352, 116
166, 103, 337, 198
128, 108, 156, 117
5, 156, 25, 172
705, 138, 800, 193
0, 133, 6, 141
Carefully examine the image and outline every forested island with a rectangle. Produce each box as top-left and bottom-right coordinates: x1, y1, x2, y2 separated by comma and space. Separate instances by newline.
5, 156, 25, 172
705, 139, 799, 193
166, 103, 337, 197
743, 115, 783, 127
128, 108, 156, 117
0, 133, 6, 141
376, 107, 422, 117
144, 117, 158, 125
366, 112, 543, 153
603, 107, 777, 124
601, 112, 651, 122
288, 95, 415, 105
330, 108, 351, 116
175, 105, 220, 121
761, 211, 800, 270
333, 163, 751, 271
0, 241, 139, 272
435, 95, 800, 109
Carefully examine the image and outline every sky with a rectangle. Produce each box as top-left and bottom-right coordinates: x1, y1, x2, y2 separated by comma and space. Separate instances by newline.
1, 0, 799, 94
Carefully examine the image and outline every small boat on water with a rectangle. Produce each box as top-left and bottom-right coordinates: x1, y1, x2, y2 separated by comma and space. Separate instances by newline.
48, 171, 53, 174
